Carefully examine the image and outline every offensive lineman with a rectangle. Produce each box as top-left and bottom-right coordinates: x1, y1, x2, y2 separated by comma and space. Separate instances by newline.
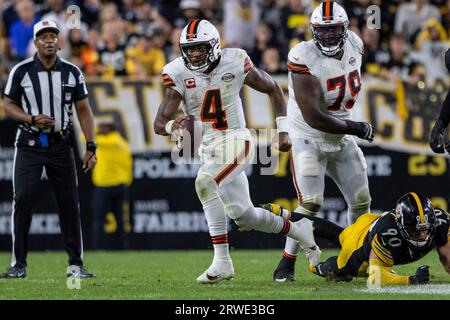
273, 1, 375, 282
154, 19, 321, 284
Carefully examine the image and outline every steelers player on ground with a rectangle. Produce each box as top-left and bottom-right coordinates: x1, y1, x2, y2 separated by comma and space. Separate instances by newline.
154, 19, 321, 284
264, 192, 450, 286
273, 0, 375, 282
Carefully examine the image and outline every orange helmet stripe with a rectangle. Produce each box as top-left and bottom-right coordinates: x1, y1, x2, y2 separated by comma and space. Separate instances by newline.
323, 0, 332, 22
187, 19, 200, 39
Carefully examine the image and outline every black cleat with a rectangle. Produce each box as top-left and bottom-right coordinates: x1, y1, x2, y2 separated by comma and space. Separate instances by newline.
309, 261, 353, 282
273, 256, 296, 282
0, 266, 27, 279
67, 266, 95, 278
309, 262, 326, 277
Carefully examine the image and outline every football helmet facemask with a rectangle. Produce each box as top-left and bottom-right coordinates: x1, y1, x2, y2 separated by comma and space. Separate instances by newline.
395, 192, 436, 249
310, 1, 349, 57
179, 19, 221, 72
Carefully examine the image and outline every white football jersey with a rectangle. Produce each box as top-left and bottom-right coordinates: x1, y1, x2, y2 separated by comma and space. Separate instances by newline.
162, 48, 254, 146
287, 31, 364, 144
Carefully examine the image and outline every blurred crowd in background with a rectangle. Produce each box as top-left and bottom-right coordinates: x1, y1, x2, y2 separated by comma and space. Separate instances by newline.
1, 0, 450, 89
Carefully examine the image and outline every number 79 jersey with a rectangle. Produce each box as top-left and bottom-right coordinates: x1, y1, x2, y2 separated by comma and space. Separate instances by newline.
162, 48, 254, 146
287, 30, 364, 143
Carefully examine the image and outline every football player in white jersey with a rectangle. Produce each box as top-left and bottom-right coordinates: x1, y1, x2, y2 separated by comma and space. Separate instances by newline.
154, 19, 321, 284
272, 1, 375, 282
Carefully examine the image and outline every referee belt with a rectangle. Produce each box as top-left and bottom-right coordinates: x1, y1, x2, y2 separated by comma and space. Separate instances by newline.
19, 126, 72, 138
18, 127, 72, 148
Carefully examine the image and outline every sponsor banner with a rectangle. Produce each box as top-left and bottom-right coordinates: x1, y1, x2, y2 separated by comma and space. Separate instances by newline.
0, 147, 447, 250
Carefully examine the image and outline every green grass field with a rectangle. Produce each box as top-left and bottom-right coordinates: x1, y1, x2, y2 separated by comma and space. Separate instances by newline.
0, 249, 449, 300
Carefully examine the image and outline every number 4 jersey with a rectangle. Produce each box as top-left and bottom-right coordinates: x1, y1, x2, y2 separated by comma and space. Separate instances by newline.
287, 30, 364, 144
162, 48, 254, 147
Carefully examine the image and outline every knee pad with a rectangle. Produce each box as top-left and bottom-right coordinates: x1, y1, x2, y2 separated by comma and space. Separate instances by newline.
195, 173, 219, 203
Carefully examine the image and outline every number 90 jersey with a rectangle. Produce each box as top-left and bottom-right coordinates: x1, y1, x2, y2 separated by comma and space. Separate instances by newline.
337, 209, 450, 277
162, 48, 254, 146
287, 30, 364, 143
364, 208, 450, 267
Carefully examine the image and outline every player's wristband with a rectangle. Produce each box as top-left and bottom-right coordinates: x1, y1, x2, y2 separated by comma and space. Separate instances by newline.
30, 115, 36, 126
86, 141, 97, 153
165, 120, 175, 135
276, 116, 289, 134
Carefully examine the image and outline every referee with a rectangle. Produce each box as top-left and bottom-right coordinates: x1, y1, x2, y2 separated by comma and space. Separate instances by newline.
1, 20, 97, 279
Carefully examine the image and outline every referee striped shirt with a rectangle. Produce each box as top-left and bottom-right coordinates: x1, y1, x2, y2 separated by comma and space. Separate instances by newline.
3, 54, 88, 133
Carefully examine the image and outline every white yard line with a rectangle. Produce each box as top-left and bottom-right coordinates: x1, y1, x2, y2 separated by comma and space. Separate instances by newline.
355, 284, 450, 295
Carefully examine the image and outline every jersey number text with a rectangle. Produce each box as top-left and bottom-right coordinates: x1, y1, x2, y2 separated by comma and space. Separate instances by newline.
201, 89, 228, 130
326, 70, 361, 111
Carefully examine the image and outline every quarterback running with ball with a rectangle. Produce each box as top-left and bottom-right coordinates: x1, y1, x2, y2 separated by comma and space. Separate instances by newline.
273, 1, 375, 282
154, 19, 321, 284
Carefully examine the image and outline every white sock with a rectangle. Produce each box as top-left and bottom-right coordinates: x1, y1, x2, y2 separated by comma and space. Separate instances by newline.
203, 196, 230, 261
212, 243, 230, 261
249, 207, 284, 233
284, 205, 318, 255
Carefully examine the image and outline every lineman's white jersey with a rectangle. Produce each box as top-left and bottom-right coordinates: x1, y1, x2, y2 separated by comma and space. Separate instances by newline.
162, 48, 254, 147
287, 31, 364, 145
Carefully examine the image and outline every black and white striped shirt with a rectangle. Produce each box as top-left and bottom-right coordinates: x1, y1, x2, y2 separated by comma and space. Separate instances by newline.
3, 54, 88, 133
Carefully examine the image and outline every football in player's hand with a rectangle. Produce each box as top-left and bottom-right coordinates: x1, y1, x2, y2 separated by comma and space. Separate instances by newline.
177, 115, 201, 156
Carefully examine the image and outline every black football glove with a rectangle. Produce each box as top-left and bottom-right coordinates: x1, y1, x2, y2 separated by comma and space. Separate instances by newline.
409, 265, 430, 285
345, 120, 374, 142
430, 119, 448, 154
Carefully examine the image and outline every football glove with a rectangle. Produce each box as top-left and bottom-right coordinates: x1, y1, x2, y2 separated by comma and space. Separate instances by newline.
345, 120, 374, 142
409, 265, 430, 285
430, 119, 449, 154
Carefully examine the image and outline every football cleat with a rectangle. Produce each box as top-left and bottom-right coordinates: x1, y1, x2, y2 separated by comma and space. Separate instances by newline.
67, 266, 95, 278
294, 218, 321, 266
303, 245, 322, 267
273, 256, 296, 282
309, 263, 326, 278
309, 262, 352, 282
260, 203, 290, 220
0, 266, 27, 279
196, 259, 234, 284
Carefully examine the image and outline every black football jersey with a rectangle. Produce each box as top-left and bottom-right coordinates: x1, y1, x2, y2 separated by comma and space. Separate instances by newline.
363, 208, 450, 266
